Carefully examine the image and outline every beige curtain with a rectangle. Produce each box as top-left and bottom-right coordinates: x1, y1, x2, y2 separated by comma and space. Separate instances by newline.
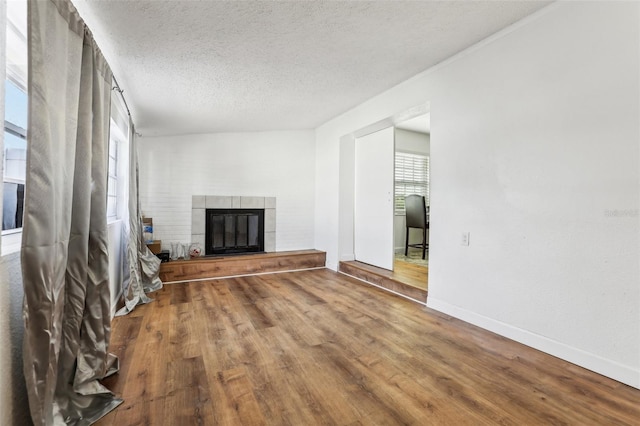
22, 0, 121, 424
116, 120, 162, 316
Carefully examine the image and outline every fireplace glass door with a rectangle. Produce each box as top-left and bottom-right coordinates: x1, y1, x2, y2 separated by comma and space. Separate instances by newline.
206, 209, 264, 255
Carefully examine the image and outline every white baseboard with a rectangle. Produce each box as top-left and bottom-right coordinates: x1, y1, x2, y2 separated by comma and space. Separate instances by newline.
427, 297, 640, 390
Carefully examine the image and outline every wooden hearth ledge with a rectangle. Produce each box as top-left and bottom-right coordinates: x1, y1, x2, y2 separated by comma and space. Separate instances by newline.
159, 249, 326, 283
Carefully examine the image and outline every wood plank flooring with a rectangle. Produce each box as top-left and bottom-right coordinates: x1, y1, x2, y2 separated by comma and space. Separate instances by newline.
98, 269, 640, 425
393, 259, 428, 290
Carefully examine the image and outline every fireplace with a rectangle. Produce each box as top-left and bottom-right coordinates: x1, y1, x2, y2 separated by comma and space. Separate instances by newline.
192, 195, 276, 255
205, 209, 264, 255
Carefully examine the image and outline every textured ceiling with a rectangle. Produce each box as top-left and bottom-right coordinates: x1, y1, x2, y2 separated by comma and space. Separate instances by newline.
71, 1, 551, 136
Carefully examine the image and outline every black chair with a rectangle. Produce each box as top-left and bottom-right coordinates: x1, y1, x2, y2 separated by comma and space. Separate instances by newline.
404, 194, 429, 259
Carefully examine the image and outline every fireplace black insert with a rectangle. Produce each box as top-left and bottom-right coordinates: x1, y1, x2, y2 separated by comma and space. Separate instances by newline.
205, 209, 264, 255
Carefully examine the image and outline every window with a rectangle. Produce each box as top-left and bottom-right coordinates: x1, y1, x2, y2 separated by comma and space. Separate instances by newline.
394, 152, 429, 214
107, 135, 118, 219
3, 0, 27, 239
107, 86, 130, 222
3, 79, 27, 232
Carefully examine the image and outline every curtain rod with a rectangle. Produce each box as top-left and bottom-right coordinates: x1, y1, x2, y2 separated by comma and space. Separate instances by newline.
112, 75, 142, 137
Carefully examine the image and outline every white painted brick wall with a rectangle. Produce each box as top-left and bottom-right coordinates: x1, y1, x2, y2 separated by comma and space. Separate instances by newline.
138, 130, 316, 252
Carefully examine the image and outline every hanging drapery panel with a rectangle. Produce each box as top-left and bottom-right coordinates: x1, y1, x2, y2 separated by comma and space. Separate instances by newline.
22, 0, 121, 424
116, 120, 162, 316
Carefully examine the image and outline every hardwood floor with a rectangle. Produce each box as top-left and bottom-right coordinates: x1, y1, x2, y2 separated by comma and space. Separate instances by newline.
98, 269, 640, 425
393, 259, 428, 290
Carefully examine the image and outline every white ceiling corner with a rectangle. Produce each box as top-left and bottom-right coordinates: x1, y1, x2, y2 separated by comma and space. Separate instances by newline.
70, 0, 552, 137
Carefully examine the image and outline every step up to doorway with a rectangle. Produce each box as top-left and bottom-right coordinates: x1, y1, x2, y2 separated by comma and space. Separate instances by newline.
338, 260, 427, 303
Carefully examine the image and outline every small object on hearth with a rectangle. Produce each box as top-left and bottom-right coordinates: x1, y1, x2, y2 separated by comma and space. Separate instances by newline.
156, 250, 170, 263
170, 242, 180, 260
142, 217, 153, 243
189, 243, 202, 258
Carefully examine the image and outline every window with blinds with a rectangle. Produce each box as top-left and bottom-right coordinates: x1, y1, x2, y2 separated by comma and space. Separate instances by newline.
395, 152, 429, 214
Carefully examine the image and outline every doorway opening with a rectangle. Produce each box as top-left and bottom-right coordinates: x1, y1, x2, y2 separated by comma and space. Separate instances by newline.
338, 105, 430, 303
393, 113, 430, 292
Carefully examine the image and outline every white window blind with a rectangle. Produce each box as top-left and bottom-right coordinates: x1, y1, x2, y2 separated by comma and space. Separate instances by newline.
394, 152, 429, 214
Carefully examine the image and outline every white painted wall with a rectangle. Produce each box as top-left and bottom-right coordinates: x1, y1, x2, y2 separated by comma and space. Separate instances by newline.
138, 130, 316, 252
315, 2, 639, 388
394, 129, 430, 252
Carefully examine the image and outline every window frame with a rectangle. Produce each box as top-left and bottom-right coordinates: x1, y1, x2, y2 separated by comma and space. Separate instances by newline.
394, 151, 430, 215
107, 130, 119, 221
107, 86, 130, 223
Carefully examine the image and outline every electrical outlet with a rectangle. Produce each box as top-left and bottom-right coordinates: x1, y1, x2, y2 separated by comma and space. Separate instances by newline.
461, 232, 470, 246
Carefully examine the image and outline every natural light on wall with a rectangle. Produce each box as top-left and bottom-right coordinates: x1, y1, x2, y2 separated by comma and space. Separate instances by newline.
2, 0, 27, 255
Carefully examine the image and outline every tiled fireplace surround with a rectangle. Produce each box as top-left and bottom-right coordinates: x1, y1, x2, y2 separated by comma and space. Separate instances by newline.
191, 195, 276, 254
